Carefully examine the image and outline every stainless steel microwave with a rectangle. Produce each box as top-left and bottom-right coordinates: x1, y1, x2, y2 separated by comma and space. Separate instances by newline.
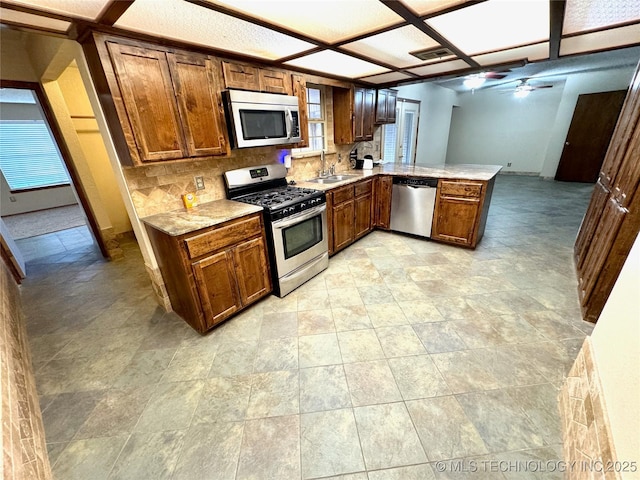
224, 90, 302, 148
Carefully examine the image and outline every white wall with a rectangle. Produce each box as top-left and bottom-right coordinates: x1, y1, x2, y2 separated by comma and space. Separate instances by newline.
590, 231, 640, 473
394, 82, 459, 165
539, 67, 636, 178
446, 83, 565, 173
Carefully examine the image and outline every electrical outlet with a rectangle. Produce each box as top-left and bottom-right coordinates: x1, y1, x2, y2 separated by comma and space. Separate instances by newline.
9, 196, 16, 202
194, 176, 205, 190
507, 162, 512, 167
338, 154, 342, 163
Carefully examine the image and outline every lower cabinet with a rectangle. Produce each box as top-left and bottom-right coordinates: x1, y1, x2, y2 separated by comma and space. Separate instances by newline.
374, 175, 392, 229
432, 178, 494, 248
146, 212, 271, 333
328, 178, 374, 254
354, 179, 374, 239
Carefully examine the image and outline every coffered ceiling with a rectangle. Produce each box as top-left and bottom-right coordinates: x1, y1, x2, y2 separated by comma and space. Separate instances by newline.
1, 0, 639, 88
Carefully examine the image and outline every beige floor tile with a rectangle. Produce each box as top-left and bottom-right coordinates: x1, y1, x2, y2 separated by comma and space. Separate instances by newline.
366, 303, 408, 328
191, 375, 252, 424
253, 337, 298, 372
52, 436, 129, 480
332, 305, 373, 331
398, 300, 445, 324
134, 380, 204, 433
368, 464, 436, 480
413, 322, 467, 353
358, 284, 396, 305
298, 309, 335, 335
246, 370, 299, 419
299, 333, 342, 368
343, 360, 402, 406
328, 287, 365, 308
208, 340, 257, 377
388, 355, 451, 400
376, 325, 427, 357
299, 365, 351, 413
298, 289, 332, 311
260, 312, 298, 339
431, 351, 501, 394
337, 329, 385, 363
301, 409, 365, 478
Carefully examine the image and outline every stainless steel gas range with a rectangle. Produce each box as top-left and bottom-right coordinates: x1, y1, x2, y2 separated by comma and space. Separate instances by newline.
224, 164, 328, 297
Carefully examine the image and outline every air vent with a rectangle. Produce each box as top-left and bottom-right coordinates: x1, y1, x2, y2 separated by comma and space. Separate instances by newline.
410, 47, 455, 61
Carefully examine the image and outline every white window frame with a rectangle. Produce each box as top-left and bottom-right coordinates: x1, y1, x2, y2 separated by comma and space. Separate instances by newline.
292, 84, 326, 157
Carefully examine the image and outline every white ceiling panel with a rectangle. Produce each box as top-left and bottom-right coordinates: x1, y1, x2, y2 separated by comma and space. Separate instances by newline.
0, 7, 70, 31
407, 59, 469, 76
400, 0, 469, 17
473, 42, 550, 66
203, 0, 404, 43
341, 25, 441, 68
360, 71, 413, 84
560, 24, 640, 56
115, 0, 315, 61
285, 50, 389, 78
426, 0, 549, 56
2, 0, 108, 20
564, 0, 640, 35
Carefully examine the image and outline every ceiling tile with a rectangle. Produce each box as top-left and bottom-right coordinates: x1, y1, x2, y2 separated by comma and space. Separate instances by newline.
359, 71, 413, 84
400, 0, 470, 17
1, 0, 109, 20
426, 0, 549, 56
202, 0, 404, 43
0, 7, 70, 31
563, 0, 640, 35
407, 59, 469, 76
560, 23, 640, 56
340, 25, 441, 68
284, 50, 389, 78
115, 0, 315, 61
473, 42, 549, 66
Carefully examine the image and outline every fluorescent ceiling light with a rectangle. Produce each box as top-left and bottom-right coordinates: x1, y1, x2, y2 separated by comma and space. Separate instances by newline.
341, 25, 440, 68
115, 0, 314, 61
400, 0, 469, 17
426, 0, 549, 56
359, 71, 413, 84
0, 7, 70, 31
560, 24, 640, 56
1, 0, 108, 20
563, 0, 640, 35
285, 50, 389, 78
407, 59, 469, 76
202, 0, 404, 43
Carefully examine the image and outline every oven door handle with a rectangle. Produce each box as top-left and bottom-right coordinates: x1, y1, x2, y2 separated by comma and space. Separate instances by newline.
272, 204, 326, 230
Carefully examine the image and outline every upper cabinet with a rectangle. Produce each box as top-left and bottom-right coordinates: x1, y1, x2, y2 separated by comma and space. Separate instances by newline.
333, 86, 375, 144
291, 74, 309, 148
375, 89, 397, 124
104, 39, 229, 165
222, 61, 292, 95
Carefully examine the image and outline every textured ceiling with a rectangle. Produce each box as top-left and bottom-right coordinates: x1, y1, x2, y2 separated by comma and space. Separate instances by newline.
1, 0, 639, 89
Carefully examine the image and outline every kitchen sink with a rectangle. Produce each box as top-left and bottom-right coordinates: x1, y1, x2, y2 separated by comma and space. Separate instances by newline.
307, 174, 360, 184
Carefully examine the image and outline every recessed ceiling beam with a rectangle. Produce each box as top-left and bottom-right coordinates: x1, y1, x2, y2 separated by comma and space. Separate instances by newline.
549, 0, 566, 60
97, 0, 135, 26
378, 0, 480, 68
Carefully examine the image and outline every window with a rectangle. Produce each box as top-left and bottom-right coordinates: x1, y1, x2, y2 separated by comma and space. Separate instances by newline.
0, 120, 71, 191
292, 85, 326, 155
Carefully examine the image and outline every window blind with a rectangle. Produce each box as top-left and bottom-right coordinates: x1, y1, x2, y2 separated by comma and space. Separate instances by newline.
0, 121, 71, 191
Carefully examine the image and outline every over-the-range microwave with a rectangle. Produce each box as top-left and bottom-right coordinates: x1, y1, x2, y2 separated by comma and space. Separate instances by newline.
224, 90, 302, 148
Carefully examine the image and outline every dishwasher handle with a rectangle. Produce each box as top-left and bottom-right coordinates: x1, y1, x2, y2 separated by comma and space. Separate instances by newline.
392, 177, 438, 188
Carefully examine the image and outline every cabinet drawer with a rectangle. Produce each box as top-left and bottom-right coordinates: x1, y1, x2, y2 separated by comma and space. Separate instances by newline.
184, 215, 262, 259
440, 181, 483, 198
332, 185, 354, 204
222, 61, 260, 91
354, 179, 373, 197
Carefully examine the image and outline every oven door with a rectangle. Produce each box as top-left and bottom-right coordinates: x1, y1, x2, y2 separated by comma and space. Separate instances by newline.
271, 205, 328, 277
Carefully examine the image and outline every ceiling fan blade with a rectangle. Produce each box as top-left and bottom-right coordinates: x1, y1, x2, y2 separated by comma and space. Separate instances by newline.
533, 85, 554, 89
484, 72, 508, 79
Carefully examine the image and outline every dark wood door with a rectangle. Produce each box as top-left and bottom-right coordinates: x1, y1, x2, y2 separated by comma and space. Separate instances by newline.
292, 74, 308, 148
232, 237, 271, 306
192, 250, 240, 328
333, 200, 355, 252
258, 68, 292, 95
354, 192, 373, 239
555, 90, 627, 183
221, 61, 260, 91
167, 52, 228, 157
375, 176, 393, 229
363, 88, 376, 140
107, 42, 186, 162
432, 196, 480, 247
354, 87, 365, 141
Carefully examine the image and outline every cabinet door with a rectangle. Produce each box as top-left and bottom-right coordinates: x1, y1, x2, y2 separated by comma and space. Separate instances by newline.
259, 68, 292, 95
375, 89, 388, 123
292, 74, 309, 148
222, 61, 260, 90
107, 42, 186, 162
232, 237, 272, 306
333, 200, 355, 252
355, 192, 373, 239
363, 88, 376, 140
375, 176, 393, 229
167, 52, 228, 157
353, 87, 365, 141
432, 196, 480, 247
386, 89, 397, 124
192, 250, 240, 328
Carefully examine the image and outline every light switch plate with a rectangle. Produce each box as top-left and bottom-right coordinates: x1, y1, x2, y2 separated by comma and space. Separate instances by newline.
195, 176, 205, 190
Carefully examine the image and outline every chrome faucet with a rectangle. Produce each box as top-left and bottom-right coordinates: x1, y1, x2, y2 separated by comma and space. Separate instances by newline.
320, 150, 327, 176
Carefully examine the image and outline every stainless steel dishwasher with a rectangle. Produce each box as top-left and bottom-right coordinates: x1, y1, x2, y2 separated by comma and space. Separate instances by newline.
389, 177, 438, 238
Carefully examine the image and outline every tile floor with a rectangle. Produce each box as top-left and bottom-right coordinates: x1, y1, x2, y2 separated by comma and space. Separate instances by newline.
20, 175, 596, 480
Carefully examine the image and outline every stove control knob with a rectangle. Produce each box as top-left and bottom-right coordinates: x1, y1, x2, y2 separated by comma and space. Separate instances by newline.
301, 202, 306, 209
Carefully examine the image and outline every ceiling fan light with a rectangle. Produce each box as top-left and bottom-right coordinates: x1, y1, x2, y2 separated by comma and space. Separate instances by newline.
514, 87, 531, 98
463, 75, 486, 89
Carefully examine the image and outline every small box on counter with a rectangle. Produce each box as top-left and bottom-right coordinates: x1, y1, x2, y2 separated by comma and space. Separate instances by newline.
182, 193, 198, 208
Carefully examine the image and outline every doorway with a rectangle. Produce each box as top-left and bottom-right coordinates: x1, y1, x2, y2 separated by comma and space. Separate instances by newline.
0, 81, 106, 266
381, 99, 420, 164
555, 90, 627, 183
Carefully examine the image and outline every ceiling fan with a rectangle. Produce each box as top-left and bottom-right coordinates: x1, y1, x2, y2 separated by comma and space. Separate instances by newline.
462, 69, 511, 91
512, 79, 553, 98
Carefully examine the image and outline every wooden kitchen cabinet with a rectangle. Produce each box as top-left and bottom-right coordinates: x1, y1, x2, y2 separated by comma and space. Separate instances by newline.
432, 179, 493, 248
104, 39, 229, 164
222, 60, 292, 95
375, 89, 397, 124
354, 179, 374, 240
374, 175, 393, 229
291, 74, 309, 148
333, 86, 375, 144
327, 178, 375, 254
145, 212, 271, 333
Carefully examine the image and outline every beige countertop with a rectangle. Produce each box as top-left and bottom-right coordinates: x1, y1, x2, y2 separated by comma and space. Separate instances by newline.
143, 163, 502, 236
296, 163, 503, 190
142, 199, 263, 236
